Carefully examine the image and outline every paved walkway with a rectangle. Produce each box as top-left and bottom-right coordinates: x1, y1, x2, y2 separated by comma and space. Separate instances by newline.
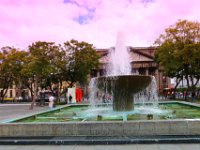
0, 144, 200, 150
0, 103, 49, 123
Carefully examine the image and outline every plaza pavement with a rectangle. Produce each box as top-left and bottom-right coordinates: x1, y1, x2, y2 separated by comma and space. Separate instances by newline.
0, 144, 200, 150
0, 103, 200, 149
0, 103, 49, 123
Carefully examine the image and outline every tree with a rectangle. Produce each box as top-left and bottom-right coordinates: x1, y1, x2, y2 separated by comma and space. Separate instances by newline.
42, 44, 69, 98
63, 39, 100, 87
0, 39, 100, 105
22, 41, 58, 109
0, 46, 28, 102
155, 20, 200, 96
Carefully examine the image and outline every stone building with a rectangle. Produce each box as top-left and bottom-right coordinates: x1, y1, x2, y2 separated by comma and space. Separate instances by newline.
91, 46, 171, 94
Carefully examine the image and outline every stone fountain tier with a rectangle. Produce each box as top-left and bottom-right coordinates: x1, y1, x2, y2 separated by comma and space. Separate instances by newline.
95, 75, 152, 111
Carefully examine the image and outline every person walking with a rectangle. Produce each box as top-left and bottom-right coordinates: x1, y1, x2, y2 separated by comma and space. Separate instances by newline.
48, 93, 54, 109
192, 91, 196, 102
68, 94, 72, 103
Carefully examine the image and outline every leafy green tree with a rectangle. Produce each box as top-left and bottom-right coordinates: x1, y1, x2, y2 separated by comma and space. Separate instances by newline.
155, 20, 200, 94
22, 41, 58, 109
0, 39, 100, 105
63, 39, 100, 87
0, 46, 28, 102
42, 44, 69, 98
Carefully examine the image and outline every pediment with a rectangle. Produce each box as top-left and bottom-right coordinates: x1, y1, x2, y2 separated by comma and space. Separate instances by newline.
129, 52, 154, 62
99, 50, 154, 64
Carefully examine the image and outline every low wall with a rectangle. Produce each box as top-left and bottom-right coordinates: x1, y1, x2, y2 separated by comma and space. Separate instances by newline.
0, 120, 200, 137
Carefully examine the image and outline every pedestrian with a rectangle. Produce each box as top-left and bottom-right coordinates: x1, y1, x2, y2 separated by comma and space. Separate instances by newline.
40, 89, 45, 106
48, 93, 54, 109
192, 91, 195, 102
69, 94, 72, 103
184, 91, 187, 100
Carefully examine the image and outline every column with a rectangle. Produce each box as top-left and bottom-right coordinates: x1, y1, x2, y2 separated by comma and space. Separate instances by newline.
145, 68, 148, 75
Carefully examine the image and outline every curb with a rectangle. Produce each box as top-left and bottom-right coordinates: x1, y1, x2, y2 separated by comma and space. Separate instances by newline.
0, 136, 200, 145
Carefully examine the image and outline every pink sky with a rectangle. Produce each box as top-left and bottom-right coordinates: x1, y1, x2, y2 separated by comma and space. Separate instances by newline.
0, 0, 200, 49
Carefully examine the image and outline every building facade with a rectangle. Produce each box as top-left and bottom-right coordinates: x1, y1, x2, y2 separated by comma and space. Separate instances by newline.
91, 47, 171, 94
1, 46, 171, 100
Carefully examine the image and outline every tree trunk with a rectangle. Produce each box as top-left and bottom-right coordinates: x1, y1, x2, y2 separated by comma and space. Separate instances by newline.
30, 77, 38, 110
194, 78, 199, 87
0, 88, 8, 103
173, 78, 181, 99
190, 75, 194, 87
57, 80, 63, 103
185, 75, 191, 89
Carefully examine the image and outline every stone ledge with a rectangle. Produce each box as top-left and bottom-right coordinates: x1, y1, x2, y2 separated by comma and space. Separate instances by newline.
1, 120, 200, 137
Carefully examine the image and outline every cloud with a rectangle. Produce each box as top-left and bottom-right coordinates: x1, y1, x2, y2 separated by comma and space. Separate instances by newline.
0, 0, 199, 49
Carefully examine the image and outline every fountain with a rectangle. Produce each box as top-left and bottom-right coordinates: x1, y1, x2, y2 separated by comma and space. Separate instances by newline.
93, 75, 151, 111
89, 31, 155, 111
1, 32, 200, 141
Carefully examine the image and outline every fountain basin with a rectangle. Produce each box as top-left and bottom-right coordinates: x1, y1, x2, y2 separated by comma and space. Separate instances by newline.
1, 101, 200, 137
8, 102, 200, 122
95, 75, 152, 111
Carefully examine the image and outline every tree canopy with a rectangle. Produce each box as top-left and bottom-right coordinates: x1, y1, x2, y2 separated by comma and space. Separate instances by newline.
0, 39, 100, 107
155, 20, 200, 89
0, 46, 28, 102
63, 39, 100, 86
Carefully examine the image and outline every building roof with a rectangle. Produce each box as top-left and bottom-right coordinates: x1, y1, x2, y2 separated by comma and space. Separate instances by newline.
96, 46, 156, 64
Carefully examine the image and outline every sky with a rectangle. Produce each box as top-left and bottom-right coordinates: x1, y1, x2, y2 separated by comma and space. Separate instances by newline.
0, 0, 200, 49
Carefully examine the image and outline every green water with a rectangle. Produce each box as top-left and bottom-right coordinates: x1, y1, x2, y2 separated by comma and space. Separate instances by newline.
15, 102, 200, 123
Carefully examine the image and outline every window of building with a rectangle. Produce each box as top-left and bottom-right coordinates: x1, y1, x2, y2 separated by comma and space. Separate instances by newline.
149, 67, 156, 76
91, 70, 97, 77
138, 68, 145, 75
132, 68, 136, 74
100, 69, 106, 76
